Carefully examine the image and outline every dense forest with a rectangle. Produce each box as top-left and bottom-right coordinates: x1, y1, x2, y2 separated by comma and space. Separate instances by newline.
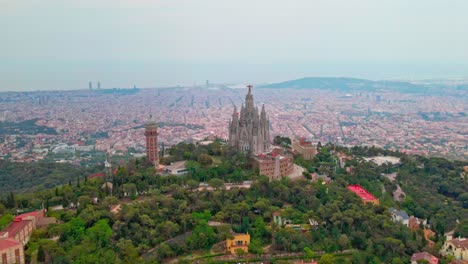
0, 141, 467, 263
0, 159, 101, 194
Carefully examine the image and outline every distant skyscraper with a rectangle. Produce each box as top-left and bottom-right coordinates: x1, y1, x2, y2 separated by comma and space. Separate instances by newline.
229, 85, 270, 154
206, 80, 209, 88
145, 115, 159, 168
97, 81, 101, 89
89, 81, 92, 90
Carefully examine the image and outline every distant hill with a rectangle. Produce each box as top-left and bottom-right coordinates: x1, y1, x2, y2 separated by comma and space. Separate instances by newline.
258, 77, 427, 93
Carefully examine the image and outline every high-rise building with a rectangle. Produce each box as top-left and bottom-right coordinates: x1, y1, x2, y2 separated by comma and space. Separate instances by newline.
145, 115, 159, 168
89, 81, 92, 90
97, 81, 101, 89
229, 85, 270, 154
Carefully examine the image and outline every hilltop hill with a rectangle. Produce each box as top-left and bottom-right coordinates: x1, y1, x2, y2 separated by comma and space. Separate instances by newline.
258, 77, 426, 93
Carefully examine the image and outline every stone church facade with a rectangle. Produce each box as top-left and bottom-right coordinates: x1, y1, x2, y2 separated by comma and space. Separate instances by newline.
229, 85, 270, 154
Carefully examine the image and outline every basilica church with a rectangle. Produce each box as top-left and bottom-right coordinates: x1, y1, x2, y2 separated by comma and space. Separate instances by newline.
229, 85, 271, 154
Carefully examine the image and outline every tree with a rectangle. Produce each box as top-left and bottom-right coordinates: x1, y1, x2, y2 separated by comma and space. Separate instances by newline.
460, 192, 468, 209
86, 219, 112, 247
37, 239, 65, 263
249, 238, 263, 254
187, 222, 216, 249
208, 178, 224, 190
198, 154, 213, 167
304, 247, 315, 260
0, 214, 14, 230
101, 196, 118, 210
6, 192, 15, 208
157, 220, 180, 239
155, 242, 174, 261
454, 220, 468, 237
116, 239, 142, 264
319, 254, 335, 264
235, 248, 246, 257
0, 203, 5, 215
62, 217, 86, 246
186, 179, 199, 191
338, 234, 350, 251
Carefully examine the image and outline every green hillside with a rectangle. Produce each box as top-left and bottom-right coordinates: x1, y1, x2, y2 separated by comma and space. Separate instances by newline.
0, 142, 466, 263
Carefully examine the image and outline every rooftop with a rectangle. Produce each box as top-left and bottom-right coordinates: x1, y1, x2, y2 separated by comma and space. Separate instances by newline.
89, 173, 105, 179
0, 238, 21, 251
3, 220, 32, 238
347, 185, 378, 201
165, 161, 187, 170
448, 238, 468, 250
411, 252, 438, 264
16, 210, 44, 220
297, 137, 313, 147
389, 207, 409, 220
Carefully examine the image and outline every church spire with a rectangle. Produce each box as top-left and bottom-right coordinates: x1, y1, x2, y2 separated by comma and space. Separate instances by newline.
245, 84, 254, 110
232, 105, 238, 122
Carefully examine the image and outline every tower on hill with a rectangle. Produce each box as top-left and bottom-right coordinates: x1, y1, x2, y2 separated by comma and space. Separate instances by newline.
145, 115, 159, 168
104, 152, 112, 182
229, 85, 270, 154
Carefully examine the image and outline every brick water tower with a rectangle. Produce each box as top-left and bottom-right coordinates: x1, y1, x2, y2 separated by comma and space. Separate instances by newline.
145, 115, 159, 168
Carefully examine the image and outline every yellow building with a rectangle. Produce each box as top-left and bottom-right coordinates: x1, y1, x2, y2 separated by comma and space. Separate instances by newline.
226, 233, 250, 254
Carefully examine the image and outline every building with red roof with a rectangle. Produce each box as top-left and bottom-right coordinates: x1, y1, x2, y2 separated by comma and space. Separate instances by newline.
347, 185, 379, 205
0, 237, 24, 264
15, 210, 44, 228
411, 251, 438, 264
2, 219, 34, 246
88, 173, 105, 179
0, 210, 44, 264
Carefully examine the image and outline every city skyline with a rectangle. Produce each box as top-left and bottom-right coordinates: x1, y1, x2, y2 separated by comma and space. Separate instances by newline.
1, 84, 466, 162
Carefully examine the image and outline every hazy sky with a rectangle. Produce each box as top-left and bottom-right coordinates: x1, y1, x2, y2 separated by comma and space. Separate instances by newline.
1, 0, 468, 91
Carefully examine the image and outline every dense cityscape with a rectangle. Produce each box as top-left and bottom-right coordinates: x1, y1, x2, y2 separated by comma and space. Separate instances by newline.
1, 1, 468, 263
1, 80, 466, 164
